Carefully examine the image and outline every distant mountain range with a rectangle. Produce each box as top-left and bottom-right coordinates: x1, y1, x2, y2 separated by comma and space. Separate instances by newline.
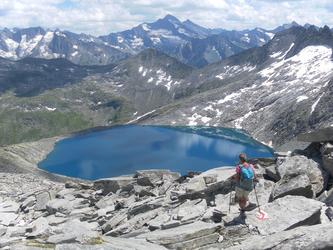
0, 15, 303, 68
0, 23, 331, 149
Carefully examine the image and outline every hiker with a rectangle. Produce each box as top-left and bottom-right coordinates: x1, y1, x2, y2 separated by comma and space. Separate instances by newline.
234, 153, 257, 212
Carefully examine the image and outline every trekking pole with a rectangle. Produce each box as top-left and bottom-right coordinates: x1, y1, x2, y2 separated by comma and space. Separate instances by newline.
228, 192, 231, 213
253, 184, 261, 213
253, 181, 268, 220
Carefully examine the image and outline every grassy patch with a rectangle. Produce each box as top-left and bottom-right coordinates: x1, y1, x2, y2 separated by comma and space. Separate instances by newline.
26, 240, 55, 249
0, 110, 93, 145
85, 236, 105, 245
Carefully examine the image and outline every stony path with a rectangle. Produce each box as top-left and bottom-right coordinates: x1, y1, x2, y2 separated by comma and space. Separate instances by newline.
0, 132, 332, 249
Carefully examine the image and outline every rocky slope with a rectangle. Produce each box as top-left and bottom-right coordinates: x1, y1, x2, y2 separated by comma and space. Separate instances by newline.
0, 128, 332, 249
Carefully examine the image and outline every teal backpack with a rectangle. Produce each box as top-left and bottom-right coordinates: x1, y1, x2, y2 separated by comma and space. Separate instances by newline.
239, 164, 254, 191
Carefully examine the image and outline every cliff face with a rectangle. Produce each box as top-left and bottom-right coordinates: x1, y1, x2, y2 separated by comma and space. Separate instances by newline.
0, 127, 332, 249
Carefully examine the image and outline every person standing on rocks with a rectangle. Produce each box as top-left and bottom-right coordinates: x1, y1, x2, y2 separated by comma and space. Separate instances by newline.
234, 153, 257, 212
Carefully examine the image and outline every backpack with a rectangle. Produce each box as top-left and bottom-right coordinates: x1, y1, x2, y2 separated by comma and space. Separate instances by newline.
239, 164, 254, 191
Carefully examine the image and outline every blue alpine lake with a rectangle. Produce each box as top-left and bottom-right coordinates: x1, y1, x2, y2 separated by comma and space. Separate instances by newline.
38, 125, 274, 180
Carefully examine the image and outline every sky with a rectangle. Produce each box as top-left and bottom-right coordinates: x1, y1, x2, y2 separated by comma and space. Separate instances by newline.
0, 0, 332, 36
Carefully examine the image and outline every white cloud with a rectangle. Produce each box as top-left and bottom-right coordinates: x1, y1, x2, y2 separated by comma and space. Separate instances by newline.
0, 0, 332, 35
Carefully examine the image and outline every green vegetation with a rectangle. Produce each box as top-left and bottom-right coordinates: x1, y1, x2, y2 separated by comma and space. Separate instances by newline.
0, 82, 135, 146
0, 110, 93, 145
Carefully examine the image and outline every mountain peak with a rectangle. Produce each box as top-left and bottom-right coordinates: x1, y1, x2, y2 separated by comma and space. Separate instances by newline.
161, 14, 181, 23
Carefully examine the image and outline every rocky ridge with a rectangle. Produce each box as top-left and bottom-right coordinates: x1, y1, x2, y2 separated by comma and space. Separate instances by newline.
0, 128, 332, 249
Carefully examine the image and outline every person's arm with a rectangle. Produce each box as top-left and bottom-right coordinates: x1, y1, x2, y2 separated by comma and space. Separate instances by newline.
233, 165, 240, 182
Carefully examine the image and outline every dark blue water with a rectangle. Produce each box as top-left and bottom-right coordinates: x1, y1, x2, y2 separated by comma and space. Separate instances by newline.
38, 125, 273, 180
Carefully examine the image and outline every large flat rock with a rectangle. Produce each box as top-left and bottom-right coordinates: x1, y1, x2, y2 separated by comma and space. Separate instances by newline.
227, 223, 333, 250
245, 196, 323, 235
138, 221, 221, 246
93, 175, 135, 194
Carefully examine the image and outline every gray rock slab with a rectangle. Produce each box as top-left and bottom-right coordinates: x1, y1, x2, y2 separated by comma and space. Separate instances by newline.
270, 174, 314, 201
26, 217, 50, 238
93, 176, 135, 195
265, 165, 280, 181
138, 221, 221, 245
0, 212, 18, 226
46, 198, 74, 215
106, 208, 161, 236
55, 237, 168, 250
134, 169, 180, 187
0, 200, 20, 213
245, 195, 323, 235
227, 223, 333, 250
277, 155, 325, 195
47, 233, 77, 244
185, 176, 207, 193
167, 233, 220, 249
34, 192, 51, 211
177, 199, 207, 222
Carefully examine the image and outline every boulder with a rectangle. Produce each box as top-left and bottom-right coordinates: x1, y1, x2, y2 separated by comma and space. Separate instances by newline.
0, 200, 19, 213
102, 210, 128, 233
46, 197, 87, 215
276, 155, 325, 195
179, 167, 235, 200
265, 165, 280, 181
93, 176, 135, 195
21, 196, 36, 210
134, 169, 180, 187
94, 195, 115, 209
227, 223, 333, 250
148, 213, 171, 230
270, 174, 314, 201
201, 167, 236, 183
35, 191, 55, 211
322, 153, 333, 177
128, 197, 164, 217
106, 208, 161, 236
203, 174, 218, 185
297, 127, 333, 142
177, 199, 207, 222
138, 221, 221, 248
317, 187, 333, 206
0, 200, 20, 226
26, 217, 50, 238
51, 219, 99, 243
0, 212, 18, 226
245, 196, 323, 235
185, 176, 207, 193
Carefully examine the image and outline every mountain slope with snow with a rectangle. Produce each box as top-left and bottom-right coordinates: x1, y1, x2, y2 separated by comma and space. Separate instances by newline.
142, 26, 333, 147
0, 27, 128, 65
0, 16, 299, 67
100, 15, 280, 68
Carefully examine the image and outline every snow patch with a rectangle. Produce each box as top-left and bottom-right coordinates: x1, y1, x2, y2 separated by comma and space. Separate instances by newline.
141, 24, 150, 31
131, 36, 144, 48
311, 93, 324, 114
296, 95, 308, 103
147, 77, 154, 83
138, 66, 143, 73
